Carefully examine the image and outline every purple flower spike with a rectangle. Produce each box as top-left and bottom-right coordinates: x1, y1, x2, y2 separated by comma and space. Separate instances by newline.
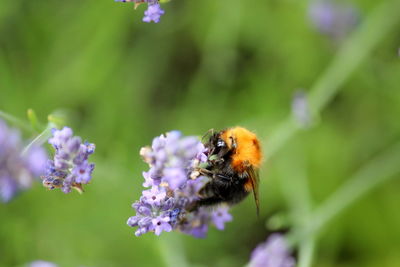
128, 130, 233, 238
115, 0, 166, 23
0, 119, 48, 202
43, 127, 95, 194
142, 3, 165, 23
249, 234, 295, 267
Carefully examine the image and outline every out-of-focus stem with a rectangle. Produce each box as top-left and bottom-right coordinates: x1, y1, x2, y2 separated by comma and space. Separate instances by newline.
158, 234, 189, 267
276, 148, 315, 266
0, 110, 34, 133
289, 141, 400, 245
264, 0, 400, 160
298, 237, 316, 267
21, 123, 55, 156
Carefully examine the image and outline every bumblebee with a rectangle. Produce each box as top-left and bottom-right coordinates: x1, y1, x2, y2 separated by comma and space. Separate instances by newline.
193, 127, 262, 215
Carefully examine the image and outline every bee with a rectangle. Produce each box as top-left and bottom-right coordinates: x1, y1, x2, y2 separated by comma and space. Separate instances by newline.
193, 127, 262, 215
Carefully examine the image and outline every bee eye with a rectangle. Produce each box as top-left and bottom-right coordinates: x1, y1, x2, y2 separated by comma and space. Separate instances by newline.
217, 139, 225, 147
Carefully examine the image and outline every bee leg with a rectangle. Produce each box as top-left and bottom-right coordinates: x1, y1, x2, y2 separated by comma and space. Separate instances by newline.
196, 196, 224, 207
215, 174, 231, 182
197, 168, 231, 181
197, 168, 214, 176
210, 158, 224, 165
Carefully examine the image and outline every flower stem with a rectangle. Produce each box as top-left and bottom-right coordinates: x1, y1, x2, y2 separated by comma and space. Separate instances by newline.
276, 148, 315, 266
158, 234, 189, 267
298, 237, 316, 267
289, 141, 400, 245
21, 123, 55, 156
0, 110, 34, 133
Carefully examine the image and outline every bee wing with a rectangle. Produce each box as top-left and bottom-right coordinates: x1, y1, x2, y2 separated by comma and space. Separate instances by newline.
246, 166, 260, 216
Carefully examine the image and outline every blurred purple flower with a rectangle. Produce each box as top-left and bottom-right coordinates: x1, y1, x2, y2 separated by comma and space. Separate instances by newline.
25, 146, 48, 176
211, 206, 233, 230
128, 131, 232, 238
180, 207, 210, 238
142, 171, 153, 187
0, 119, 47, 202
29, 261, 58, 267
309, 0, 359, 41
0, 176, 18, 203
292, 90, 311, 127
249, 234, 295, 267
43, 127, 95, 194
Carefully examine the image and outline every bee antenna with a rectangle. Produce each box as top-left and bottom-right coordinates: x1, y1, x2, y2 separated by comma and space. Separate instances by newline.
201, 128, 214, 141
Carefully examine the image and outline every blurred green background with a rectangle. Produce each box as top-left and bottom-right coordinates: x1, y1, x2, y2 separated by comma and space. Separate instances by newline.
1, 0, 400, 266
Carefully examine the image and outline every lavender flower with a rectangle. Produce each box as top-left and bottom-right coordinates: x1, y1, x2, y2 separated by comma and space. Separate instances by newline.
142, 3, 165, 23
140, 130, 206, 190
115, 0, 165, 23
42, 127, 95, 194
127, 131, 233, 237
211, 207, 233, 230
0, 119, 47, 202
292, 90, 311, 128
28, 261, 58, 267
249, 234, 295, 267
309, 0, 359, 41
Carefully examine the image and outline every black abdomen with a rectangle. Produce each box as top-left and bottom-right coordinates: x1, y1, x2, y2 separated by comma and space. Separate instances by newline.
196, 167, 250, 208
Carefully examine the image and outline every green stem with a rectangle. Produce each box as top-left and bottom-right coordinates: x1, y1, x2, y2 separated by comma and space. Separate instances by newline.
0, 110, 34, 133
276, 148, 313, 222
308, 0, 400, 114
158, 234, 189, 267
264, 0, 400, 160
289, 141, 400, 244
21, 123, 54, 156
298, 237, 316, 267
276, 148, 315, 266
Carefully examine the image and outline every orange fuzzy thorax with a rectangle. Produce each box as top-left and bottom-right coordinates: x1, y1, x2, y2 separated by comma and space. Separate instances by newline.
221, 127, 262, 172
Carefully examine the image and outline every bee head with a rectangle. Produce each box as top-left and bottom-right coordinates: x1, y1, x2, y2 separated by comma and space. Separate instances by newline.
205, 130, 235, 159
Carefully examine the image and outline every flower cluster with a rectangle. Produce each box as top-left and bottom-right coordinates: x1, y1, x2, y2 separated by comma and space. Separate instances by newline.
127, 131, 233, 238
249, 234, 295, 267
115, 0, 165, 23
42, 127, 95, 194
0, 119, 47, 202
308, 0, 359, 41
